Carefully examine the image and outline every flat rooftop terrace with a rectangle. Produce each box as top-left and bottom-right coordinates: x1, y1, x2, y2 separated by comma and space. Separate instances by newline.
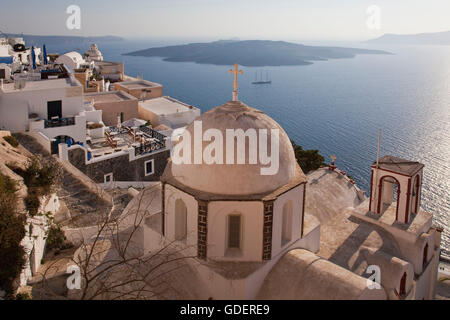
116, 79, 162, 90
0, 77, 80, 93
87, 126, 167, 158
84, 90, 137, 103
140, 96, 195, 115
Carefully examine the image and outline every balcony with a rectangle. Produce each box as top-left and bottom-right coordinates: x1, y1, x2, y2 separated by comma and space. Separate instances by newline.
44, 117, 75, 128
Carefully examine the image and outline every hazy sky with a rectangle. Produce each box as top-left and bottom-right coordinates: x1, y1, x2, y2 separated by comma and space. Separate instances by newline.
1, 0, 450, 41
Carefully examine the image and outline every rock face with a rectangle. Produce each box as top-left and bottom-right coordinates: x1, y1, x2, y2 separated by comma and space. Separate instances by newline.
0, 131, 31, 210
124, 40, 391, 67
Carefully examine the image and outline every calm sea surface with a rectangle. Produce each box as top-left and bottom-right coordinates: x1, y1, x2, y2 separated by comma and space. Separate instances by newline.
45, 40, 450, 260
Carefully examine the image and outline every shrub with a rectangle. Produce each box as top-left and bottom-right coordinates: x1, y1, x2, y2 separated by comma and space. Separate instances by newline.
3, 136, 19, 148
15, 292, 32, 300
10, 156, 62, 216
291, 141, 326, 174
0, 174, 26, 296
87, 122, 104, 130
46, 224, 73, 253
24, 191, 40, 217
13, 155, 62, 197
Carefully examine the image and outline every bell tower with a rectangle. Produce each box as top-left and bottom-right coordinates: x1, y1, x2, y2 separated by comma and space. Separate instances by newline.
369, 156, 424, 224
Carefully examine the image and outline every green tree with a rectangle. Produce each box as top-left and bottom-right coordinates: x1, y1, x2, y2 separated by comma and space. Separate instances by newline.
0, 174, 27, 297
291, 141, 326, 174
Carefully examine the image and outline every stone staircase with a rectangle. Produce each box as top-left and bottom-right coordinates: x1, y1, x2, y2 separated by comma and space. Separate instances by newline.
13, 133, 114, 227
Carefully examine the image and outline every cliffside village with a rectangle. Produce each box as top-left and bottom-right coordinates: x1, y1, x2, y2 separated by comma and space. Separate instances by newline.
0, 37, 448, 300
0, 38, 200, 187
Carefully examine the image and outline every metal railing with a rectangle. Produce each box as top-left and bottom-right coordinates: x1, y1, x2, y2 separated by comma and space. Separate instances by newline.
134, 139, 166, 156
107, 125, 167, 156
139, 126, 167, 142
44, 117, 75, 128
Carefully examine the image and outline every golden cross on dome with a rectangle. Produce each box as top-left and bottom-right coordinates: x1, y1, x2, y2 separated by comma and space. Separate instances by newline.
229, 64, 243, 101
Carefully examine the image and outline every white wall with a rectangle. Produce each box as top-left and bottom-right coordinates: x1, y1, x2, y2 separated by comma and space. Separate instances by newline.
158, 108, 201, 129
19, 193, 60, 286
30, 115, 86, 144
207, 201, 264, 262
0, 83, 83, 133
0, 92, 29, 131
271, 184, 304, 258
164, 184, 199, 248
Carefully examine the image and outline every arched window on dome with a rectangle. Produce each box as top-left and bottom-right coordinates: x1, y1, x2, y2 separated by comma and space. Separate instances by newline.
227, 214, 242, 250
175, 199, 187, 241
282, 201, 293, 246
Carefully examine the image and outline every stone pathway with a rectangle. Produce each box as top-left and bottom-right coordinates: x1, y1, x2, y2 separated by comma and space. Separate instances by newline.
12, 133, 131, 228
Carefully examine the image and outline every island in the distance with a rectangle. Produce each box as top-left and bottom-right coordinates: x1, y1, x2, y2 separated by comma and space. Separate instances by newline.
123, 40, 391, 67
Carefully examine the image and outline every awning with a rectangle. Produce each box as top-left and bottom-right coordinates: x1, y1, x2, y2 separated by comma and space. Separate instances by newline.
0, 56, 14, 64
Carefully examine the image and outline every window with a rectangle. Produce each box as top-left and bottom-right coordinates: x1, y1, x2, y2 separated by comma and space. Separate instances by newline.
282, 201, 293, 246
0, 69, 5, 79
145, 159, 154, 176
47, 100, 62, 120
399, 273, 407, 296
104, 173, 113, 184
423, 243, 428, 269
174, 199, 187, 241
228, 215, 241, 249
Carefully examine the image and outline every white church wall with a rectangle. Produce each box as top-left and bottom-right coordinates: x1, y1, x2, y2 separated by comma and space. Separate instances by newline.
244, 226, 320, 299
164, 184, 198, 248
271, 184, 304, 258
413, 246, 439, 299
207, 201, 264, 262
196, 263, 246, 300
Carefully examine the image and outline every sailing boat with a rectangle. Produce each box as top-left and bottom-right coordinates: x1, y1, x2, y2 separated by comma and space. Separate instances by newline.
252, 70, 272, 85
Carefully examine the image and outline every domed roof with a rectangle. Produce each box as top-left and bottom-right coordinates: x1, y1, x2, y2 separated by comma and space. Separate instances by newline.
170, 100, 299, 196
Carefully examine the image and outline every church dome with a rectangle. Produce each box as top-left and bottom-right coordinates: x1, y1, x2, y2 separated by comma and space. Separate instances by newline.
171, 100, 299, 195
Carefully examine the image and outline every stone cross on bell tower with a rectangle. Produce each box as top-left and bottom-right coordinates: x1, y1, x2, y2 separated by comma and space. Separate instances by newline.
229, 64, 243, 101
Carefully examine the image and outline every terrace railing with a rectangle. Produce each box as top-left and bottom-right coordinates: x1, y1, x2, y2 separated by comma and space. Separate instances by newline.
107, 125, 167, 156
139, 126, 167, 142
44, 117, 76, 128
134, 139, 166, 156
135, 126, 167, 156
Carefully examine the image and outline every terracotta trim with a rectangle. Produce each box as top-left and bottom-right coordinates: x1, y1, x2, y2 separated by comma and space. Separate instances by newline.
197, 200, 208, 260
405, 178, 411, 224
164, 181, 306, 203
370, 165, 424, 178
262, 200, 274, 260
301, 184, 306, 238
369, 169, 374, 212
161, 182, 166, 236
413, 175, 420, 214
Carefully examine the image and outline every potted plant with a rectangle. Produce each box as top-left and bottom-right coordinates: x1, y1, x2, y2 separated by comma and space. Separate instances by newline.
29, 113, 39, 121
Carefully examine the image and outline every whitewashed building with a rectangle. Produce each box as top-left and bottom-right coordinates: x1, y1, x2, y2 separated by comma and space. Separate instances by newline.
134, 98, 442, 300
0, 65, 103, 153
139, 96, 201, 129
